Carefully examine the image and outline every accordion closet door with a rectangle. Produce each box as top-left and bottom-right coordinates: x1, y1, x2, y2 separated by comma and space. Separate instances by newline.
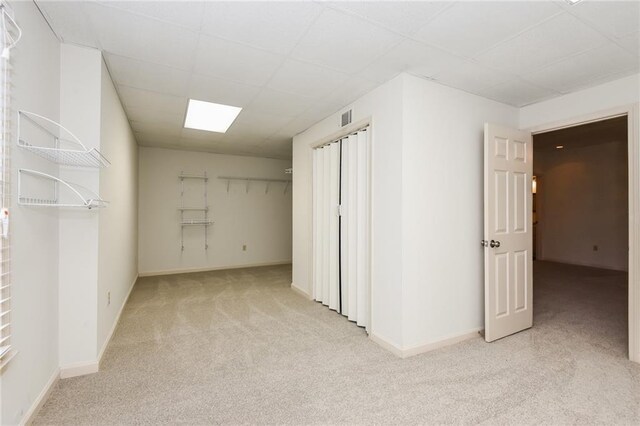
312, 127, 370, 331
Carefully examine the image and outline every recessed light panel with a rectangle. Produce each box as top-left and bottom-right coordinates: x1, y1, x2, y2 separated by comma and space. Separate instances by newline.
184, 99, 242, 133
556, 145, 564, 149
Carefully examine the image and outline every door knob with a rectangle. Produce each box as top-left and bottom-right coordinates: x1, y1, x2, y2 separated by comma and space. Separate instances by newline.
490, 240, 501, 248
481, 240, 489, 247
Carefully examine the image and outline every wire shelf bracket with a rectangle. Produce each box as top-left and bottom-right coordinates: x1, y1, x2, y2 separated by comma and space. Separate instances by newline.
17, 111, 111, 168
18, 169, 108, 209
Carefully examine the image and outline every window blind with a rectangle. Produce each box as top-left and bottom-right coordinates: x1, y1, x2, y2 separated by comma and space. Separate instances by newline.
0, 2, 20, 371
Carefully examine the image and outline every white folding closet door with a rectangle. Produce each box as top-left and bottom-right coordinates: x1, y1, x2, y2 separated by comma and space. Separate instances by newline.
313, 128, 370, 329
355, 129, 370, 327
340, 129, 369, 328
312, 149, 321, 301
327, 143, 340, 311
313, 143, 340, 310
342, 134, 359, 322
339, 136, 350, 316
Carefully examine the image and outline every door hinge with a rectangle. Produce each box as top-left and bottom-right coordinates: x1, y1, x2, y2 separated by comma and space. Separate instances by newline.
337, 205, 342, 216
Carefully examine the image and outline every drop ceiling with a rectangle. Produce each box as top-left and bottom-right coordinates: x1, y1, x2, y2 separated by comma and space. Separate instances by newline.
36, 1, 640, 160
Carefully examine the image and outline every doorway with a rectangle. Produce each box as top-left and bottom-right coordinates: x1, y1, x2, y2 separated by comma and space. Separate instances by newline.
483, 106, 639, 363
532, 116, 629, 355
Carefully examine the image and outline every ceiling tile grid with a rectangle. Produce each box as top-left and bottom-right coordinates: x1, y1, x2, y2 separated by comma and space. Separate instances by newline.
37, 1, 640, 159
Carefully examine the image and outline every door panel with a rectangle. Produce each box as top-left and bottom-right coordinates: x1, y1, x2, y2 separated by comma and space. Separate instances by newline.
484, 123, 533, 342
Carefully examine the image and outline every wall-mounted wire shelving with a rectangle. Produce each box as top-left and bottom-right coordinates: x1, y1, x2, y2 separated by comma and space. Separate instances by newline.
17, 111, 110, 168
18, 169, 107, 209
180, 172, 211, 251
217, 176, 292, 194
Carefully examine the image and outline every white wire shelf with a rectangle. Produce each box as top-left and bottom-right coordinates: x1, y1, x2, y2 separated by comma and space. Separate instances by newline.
217, 176, 292, 194
177, 207, 209, 211
17, 111, 111, 168
179, 173, 208, 180
180, 220, 213, 226
18, 169, 108, 209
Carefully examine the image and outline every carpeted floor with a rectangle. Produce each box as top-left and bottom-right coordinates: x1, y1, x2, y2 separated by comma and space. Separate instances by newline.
34, 261, 640, 424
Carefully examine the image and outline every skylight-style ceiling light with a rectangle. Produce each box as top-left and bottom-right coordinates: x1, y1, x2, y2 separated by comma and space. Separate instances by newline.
565, 0, 584, 5
184, 99, 242, 133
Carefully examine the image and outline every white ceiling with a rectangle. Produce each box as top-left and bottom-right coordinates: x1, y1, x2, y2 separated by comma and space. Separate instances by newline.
36, 1, 640, 160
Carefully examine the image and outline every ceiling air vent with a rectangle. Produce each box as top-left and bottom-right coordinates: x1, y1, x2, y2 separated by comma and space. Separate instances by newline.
341, 110, 352, 127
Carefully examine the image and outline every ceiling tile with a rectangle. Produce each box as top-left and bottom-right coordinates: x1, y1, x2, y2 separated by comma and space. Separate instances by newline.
88, 3, 200, 70
477, 12, 609, 75
569, 68, 639, 94
478, 78, 558, 107
326, 1, 452, 36
562, 0, 640, 39
290, 8, 403, 74
413, 1, 562, 57
229, 110, 294, 138
616, 31, 640, 56
361, 39, 467, 83
97, 1, 206, 30
105, 53, 190, 97
193, 34, 284, 86
37, 1, 98, 46
188, 74, 261, 108
200, 2, 323, 55
125, 107, 185, 128
130, 121, 182, 137
180, 128, 228, 142
267, 59, 349, 98
117, 85, 187, 115
247, 89, 315, 117
523, 42, 639, 94
319, 76, 380, 110
432, 60, 515, 95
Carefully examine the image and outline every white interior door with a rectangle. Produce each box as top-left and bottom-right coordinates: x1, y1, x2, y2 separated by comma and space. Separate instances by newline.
484, 123, 533, 342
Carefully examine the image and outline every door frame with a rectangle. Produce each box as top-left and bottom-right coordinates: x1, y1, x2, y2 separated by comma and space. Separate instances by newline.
525, 104, 639, 363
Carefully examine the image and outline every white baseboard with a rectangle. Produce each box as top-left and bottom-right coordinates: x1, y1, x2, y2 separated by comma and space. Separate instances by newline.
61, 273, 139, 379
370, 328, 482, 359
59, 360, 99, 379
22, 367, 60, 425
138, 261, 292, 277
290, 282, 312, 299
536, 257, 628, 272
369, 333, 404, 357
97, 273, 138, 363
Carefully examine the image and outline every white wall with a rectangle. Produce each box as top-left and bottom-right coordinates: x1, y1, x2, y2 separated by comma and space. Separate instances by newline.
97, 59, 138, 355
2, 26, 139, 423
1, 2, 60, 424
401, 74, 518, 348
534, 141, 628, 271
293, 75, 405, 347
138, 147, 291, 275
58, 44, 101, 368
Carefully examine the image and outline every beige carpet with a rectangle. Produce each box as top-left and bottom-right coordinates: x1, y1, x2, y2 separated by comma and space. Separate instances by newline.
34, 262, 640, 424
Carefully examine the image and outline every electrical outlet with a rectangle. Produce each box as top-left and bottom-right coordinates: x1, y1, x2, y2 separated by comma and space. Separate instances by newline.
242, 244, 247, 251
593, 245, 598, 251
107, 291, 111, 306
